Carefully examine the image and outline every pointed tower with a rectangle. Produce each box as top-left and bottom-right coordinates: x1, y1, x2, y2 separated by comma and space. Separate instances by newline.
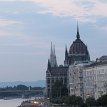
76, 22, 80, 39
64, 46, 69, 66
69, 24, 90, 64
50, 42, 53, 59
49, 42, 57, 67
53, 45, 57, 67
47, 59, 51, 70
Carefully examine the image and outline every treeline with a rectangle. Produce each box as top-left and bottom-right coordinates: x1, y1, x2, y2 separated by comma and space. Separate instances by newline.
0, 84, 44, 91
51, 95, 107, 107
0, 85, 44, 98
50, 80, 107, 107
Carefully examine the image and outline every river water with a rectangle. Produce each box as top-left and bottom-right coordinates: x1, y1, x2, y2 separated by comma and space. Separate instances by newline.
0, 98, 68, 107
0, 98, 32, 107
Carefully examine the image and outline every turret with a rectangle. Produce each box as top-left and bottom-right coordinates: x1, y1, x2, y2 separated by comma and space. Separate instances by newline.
64, 46, 69, 66
53, 45, 57, 67
47, 59, 51, 71
86, 47, 90, 61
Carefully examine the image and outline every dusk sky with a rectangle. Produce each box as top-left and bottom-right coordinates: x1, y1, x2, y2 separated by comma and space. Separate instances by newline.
0, 0, 107, 82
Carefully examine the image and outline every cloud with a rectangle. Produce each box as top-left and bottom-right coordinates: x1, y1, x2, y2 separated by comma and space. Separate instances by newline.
0, 0, 107, 23
0, 19, 21, 27
0, 30, 20, 36
100, 26, 107, 31
28, 0, 107, 23
0, 0, 16, 1
0, 19, 22, 37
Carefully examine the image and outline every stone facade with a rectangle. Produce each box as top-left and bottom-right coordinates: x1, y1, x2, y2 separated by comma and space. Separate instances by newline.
69, 57, 107, 100
46, 25, 90, 98
69, 62, 91, 99
46, 43, 68, 98
83, 60, 107, 99
46, 65, 68, 98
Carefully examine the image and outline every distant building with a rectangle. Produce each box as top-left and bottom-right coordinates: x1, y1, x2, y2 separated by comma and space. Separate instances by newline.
66, 24, 90, 65
46, 43, 68, 98
68, 24, 90, 98
46, 24, 90, 98
46, 24, 107, 100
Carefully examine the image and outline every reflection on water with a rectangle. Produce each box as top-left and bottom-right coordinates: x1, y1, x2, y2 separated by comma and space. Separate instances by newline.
0, 98, 68, 107
0, 98, 32, 107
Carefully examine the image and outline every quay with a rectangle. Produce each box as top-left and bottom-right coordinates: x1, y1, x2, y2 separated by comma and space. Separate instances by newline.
18, 98, 44, 107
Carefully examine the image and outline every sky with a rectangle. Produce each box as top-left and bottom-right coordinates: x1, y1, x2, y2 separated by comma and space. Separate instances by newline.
0, 0, 107, 82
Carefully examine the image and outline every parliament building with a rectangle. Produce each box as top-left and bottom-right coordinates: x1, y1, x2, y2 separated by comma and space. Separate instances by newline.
46, 24, 90, 98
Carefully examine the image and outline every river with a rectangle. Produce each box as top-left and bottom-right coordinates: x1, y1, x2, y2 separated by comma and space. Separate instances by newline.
0, 98, 68, 107
0, 98, 33, 107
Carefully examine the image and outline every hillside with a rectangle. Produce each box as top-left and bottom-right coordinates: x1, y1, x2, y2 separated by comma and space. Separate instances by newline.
0, 80, 46, 88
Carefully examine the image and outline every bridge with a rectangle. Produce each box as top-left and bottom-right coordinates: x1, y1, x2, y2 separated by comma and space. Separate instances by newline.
0, 89, 44, 98
0, 89, 43, 93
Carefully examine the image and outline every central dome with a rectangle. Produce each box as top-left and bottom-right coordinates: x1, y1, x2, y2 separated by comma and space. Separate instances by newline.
68, 24, 90, 64
69, 38, 87, 54
69, 25, 88, 55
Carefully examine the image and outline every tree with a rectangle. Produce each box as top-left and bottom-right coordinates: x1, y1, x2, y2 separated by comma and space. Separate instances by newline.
97, 94, 107, 106
85, 97, 96, 107
16, 85, 28, 90
52, 80, 68, 98
61, 85, 68, 96
52, 80, 62, 98
63, 95, 83, 106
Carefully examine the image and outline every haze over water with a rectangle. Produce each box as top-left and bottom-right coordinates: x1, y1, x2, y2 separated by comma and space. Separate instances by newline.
0, 98, 29, 107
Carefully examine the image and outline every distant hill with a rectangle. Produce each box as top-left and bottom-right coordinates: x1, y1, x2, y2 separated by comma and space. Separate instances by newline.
0, 80, 46, 88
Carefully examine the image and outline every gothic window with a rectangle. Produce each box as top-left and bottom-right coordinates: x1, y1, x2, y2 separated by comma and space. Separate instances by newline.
64, 78, 67, 84
48, 89, 50, 92
52, 78, 54, 83
47, 79, 50, 84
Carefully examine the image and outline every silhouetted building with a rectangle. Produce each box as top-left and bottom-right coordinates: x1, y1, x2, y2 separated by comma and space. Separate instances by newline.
46, 43, 68, 98
46, 24, 90, 98
64, 24, 90, 65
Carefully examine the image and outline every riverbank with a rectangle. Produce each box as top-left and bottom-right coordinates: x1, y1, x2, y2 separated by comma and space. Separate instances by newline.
18, 97, 44, 107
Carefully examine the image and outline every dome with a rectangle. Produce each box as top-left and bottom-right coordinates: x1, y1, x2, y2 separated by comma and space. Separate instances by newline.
68, 24, 90, 64
69, 24, 88, 55
69, 38, 88, 55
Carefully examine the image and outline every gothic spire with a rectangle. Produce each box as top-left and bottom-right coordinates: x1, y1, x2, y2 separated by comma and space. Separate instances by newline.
47, 59, 51, 70
65, 46, 68, 60
76, 22, 80, 39
53, 45, 57, 67
64, 45, 69, 66
49, 42, 57, 67
53, 44, 55, 55
51, 42, 53, 55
